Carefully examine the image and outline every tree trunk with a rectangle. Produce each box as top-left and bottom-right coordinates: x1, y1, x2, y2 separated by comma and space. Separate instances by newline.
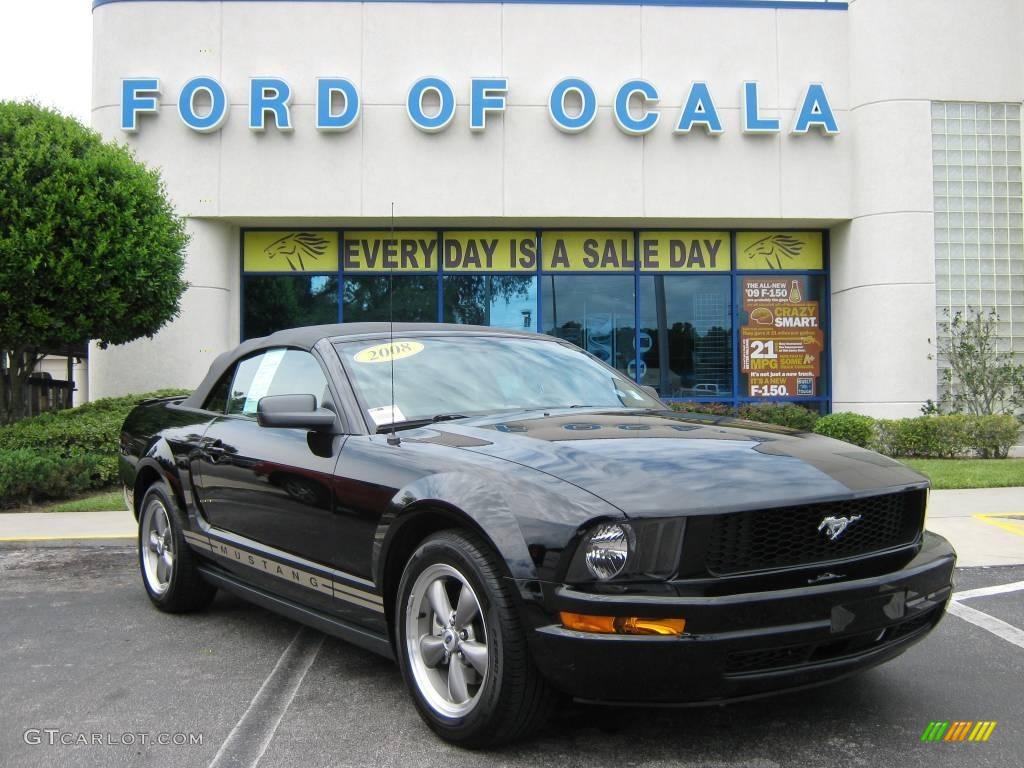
0, 347, 43, 425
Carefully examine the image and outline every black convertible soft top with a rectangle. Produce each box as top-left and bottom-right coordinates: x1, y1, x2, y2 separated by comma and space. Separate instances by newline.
181, 322, 553, 409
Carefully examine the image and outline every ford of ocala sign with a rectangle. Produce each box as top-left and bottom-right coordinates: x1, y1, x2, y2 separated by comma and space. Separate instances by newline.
121, 77, 840, 137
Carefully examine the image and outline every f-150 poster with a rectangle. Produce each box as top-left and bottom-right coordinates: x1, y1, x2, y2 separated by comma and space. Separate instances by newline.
740, 277, 823, 397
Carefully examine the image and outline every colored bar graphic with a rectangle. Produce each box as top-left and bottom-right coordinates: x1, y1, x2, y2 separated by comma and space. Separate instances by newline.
969, 722, 998, 742
944, 721, 972, 741
921, 721, 996, 742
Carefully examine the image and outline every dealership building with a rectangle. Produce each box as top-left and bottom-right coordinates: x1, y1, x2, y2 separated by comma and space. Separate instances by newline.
86, 0, 1024, 417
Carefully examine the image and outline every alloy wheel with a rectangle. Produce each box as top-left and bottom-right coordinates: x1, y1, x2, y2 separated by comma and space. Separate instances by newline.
405, 563, 489, 718
141, 498, 174, 595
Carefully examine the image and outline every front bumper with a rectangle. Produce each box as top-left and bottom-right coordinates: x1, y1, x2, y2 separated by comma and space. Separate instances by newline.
529, 531, 955, 704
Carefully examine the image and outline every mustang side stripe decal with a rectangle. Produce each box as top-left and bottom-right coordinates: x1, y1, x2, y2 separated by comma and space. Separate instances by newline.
182, 530, 383, 613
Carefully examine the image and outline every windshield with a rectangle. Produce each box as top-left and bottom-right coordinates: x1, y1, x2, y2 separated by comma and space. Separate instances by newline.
334, 335, 662, 429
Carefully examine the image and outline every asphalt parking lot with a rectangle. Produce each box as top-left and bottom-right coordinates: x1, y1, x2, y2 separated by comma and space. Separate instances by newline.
1, 544, 1021, 768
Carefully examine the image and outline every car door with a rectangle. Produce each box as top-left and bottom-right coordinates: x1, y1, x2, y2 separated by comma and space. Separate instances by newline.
193, 348, 347, 573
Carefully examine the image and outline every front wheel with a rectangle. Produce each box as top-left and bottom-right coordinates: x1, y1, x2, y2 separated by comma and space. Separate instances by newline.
138, 482, 216, 613
396, 530, 555, 748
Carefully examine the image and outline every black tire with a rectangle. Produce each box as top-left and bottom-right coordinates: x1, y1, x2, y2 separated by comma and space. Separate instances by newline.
138, 482, 216, 613
395, 529, 556, 748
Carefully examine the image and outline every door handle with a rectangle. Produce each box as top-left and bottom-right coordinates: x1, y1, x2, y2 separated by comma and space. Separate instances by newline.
205, 439, 226, 457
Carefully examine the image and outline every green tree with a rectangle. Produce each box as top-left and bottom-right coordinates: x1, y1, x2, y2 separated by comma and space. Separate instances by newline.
0, 102, 188, 424
932, 307, 1024, 415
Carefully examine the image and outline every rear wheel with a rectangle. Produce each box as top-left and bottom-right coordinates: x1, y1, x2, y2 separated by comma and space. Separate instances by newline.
396, 530, 555, 747
138, 482, 216, 613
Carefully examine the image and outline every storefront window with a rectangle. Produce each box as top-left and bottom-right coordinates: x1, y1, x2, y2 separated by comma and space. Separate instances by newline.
443, 276, 537, 330
242, 275, 338, 340
342, 276, 438, 323
239, 229, 831, 408
541, 275, 636, 378
638, 275, 732, 397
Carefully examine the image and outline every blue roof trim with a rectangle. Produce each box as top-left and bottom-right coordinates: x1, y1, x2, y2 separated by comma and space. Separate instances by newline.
93, 0, 848, 11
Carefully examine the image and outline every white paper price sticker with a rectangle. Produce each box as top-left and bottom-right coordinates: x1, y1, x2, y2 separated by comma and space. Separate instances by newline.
368, 404, 406, 426
242, 348, 286, 415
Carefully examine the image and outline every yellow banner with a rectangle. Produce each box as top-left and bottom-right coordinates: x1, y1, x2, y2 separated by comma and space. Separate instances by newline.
342, 231, 439, 272
243, 231, 339, 272
638, 232, 730, 272
736, 232, 823, 271
541, 231, 635, 272
441, 231, 538, 272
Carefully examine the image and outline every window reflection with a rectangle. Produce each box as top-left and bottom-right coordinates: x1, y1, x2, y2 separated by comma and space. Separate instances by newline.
541, 275, 636, 378
243, 275, 338, 340
342, 276, 439, 323
443, 276, 537, 330
638, 276, 733, 397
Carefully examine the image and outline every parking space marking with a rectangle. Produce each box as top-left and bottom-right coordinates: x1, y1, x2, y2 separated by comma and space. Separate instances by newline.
208, 626, 324, 768
974, 513, 1024, 538
952, 579, 1024, 602
946, 600, 1024, 651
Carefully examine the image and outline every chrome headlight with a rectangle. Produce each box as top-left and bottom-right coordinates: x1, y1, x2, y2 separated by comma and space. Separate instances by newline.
567, 519, 685, 583
583, 523, 634, 580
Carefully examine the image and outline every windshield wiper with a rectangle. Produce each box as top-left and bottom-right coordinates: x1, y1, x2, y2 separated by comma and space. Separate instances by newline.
376, 413, 469, 433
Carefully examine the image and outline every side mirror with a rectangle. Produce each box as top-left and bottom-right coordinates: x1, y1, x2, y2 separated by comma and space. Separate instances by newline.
257, 394, 335, 431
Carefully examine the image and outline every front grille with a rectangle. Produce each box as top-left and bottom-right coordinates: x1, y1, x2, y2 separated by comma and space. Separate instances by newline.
705, 491, 923, 576
724, 606, 941, 675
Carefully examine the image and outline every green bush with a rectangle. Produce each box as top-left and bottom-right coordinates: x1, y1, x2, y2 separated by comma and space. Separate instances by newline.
874, 414, 1019, 459
0, 449, 106, 505
736, 403, 820, 431
813, 412, 877, 448
965, 414, 1021, 459
0, 389, 189, 507
669, 401, 820, 430
875, 416, 962, 458
669, 401, 734, 417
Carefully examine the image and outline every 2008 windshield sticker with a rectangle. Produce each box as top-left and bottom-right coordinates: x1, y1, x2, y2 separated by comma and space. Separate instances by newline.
354, 341, 424, 364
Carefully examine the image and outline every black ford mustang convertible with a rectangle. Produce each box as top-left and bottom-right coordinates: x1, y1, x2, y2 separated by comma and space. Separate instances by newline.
120, 323, 956, 747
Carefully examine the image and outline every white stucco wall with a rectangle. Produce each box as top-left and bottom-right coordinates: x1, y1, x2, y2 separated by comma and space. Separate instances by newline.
88, 0, 1023, 415
830, 0, 1024, 417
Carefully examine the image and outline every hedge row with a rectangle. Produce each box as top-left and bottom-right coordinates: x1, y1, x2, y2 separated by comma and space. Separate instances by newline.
670, 402, 1021, 459
0, 389, 189, 507
670, 402, 820, 431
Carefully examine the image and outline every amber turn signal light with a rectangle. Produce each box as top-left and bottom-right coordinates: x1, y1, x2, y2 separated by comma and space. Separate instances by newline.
560, 612, 686, 636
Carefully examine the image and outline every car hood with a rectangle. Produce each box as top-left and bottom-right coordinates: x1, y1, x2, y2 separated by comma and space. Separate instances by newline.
406, 409, 927, 518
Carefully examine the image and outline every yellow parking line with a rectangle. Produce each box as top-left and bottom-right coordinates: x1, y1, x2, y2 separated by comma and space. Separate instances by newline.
0, 534, 136, 542
974, 513, 1024, 537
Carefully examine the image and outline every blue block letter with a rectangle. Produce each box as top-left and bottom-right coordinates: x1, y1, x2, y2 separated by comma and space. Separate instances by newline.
675, 81, 722, 135
792, 83, 839, 135
742, 81, 779, 134
470, 78, 508, 132
614, 80, 660, 136
317, 78, 360, 132
548, 78, 597, 134
250, 78, 293, 132
121, 78, 160, 132
407, 77, 456, 133
178, 77, 229, 133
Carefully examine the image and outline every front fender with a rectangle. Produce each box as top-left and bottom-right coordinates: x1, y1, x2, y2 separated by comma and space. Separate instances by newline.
372, 464, 624, 587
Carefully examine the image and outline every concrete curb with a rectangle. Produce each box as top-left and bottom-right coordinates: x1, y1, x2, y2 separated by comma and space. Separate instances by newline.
0, 510, 136, 542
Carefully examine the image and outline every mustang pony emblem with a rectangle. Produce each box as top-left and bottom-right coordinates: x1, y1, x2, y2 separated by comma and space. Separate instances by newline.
743, 233, 805, 269
264, 232, 329, 271
817, 514, 862, 541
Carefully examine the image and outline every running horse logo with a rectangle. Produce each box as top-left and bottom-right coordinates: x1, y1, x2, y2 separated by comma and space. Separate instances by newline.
263, 232, 330, 271
743, 234, 806, 269
818, 514, 862, 542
